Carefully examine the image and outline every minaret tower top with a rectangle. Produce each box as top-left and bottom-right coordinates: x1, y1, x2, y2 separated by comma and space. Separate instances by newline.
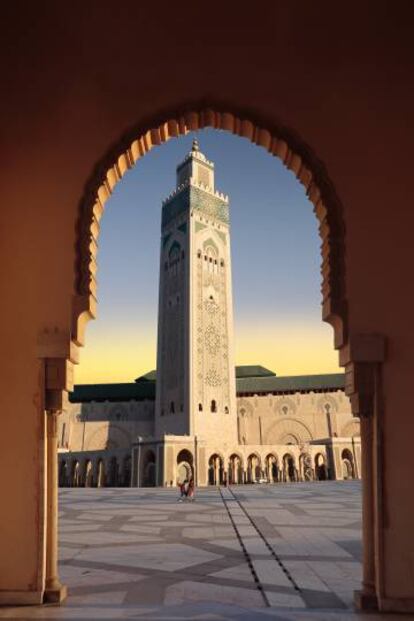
176, 137, 216, 191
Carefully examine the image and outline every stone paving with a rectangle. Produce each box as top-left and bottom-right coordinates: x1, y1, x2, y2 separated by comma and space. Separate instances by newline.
0, 481, 410, 619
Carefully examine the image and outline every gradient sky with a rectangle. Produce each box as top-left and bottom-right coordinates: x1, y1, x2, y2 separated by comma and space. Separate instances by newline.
76, 129, 341, 385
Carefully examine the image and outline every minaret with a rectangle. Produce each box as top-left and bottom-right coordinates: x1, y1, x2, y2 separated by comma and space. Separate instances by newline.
155, 139, 238, 445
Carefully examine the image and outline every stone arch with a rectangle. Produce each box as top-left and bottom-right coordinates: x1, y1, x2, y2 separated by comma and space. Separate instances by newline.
142, 449, 156, 487
299, 452, 314, 481
228, 452, 244, 484
341, 418, 361, 438
274, 396, 297, 417
342, 448, 355, 479
282, 452, 297, 482
316, 394, 339, 414
267, 417, 313, 445
71, 105, 347, 349
70, 460, 81, 487
59, 460, 68, 487
315, 452, 328, 481
177, 449, 194, 484
265, 453, 279, 483
208, 453, 224, 485
84, 459, 94, 487
247, 452, 262, 483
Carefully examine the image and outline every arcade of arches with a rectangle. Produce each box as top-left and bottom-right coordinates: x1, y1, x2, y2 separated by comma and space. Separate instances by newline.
57, 367, 361, 488
1, 4, 414, 615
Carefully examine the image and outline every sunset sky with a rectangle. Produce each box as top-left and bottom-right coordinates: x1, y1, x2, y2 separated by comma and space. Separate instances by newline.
75, 129, 341, 385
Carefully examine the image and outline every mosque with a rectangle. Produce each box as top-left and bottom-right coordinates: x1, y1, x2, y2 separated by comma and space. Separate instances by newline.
57, 141, 360, 488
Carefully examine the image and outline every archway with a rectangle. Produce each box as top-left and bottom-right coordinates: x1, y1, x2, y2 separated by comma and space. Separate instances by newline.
96, 459, 105, 488
265, 453, 279, 483
342, 448, 355, 480
228, 453, 243, 484
142, 450, 156, 487
315, 453, 328, 481
282, 453, 297, 482
71, 461, 80, 488
59, 461, 68, 487
84, 460, 93, 487
299, 453, 314, 482
176, 449, 193, 484
247, 453, 261, 483
108, 456, 119, 487
208, 454, 224, 485
45, 105, 379, 609
70, 107, 347, 356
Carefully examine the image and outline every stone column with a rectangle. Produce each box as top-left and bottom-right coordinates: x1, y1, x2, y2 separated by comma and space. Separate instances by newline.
214, 458, 219, 486
44, 410, 67, 603
355, 415, 378, 610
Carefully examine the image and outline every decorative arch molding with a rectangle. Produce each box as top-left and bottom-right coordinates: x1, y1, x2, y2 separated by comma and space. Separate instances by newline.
72, 104, 347, 349
228, 452, 244, 466
247, 452, 262, 466
267, 417, 313, 445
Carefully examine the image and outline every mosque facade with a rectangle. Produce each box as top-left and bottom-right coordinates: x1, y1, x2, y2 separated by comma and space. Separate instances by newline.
58, 142, 360, 488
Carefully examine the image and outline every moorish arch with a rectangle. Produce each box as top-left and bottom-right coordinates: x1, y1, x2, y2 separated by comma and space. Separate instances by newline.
70, 106, 348, 350
35, 105, 388, 611
266, 417, 313, 445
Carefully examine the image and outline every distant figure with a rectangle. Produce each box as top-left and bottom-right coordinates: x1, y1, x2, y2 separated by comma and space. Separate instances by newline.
187, 478, 195, 501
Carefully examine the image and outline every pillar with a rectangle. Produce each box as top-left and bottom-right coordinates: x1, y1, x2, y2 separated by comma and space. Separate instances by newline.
44, 411, 67, 603
355, 415, 377, 610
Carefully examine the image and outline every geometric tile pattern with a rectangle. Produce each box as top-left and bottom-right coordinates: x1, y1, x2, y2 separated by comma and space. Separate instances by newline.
1, 482, 397, 619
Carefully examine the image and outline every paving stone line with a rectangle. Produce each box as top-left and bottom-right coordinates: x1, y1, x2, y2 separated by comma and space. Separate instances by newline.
226, 486, 302, 594
218, 487, 270, 608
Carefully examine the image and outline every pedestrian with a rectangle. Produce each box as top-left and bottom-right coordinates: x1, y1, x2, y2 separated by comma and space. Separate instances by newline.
178, 478, 188, 501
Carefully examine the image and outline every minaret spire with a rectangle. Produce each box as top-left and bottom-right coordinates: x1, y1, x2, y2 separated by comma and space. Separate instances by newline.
192, 137, 200, 152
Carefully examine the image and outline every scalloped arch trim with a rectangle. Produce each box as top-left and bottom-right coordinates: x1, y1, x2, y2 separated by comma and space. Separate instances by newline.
72, 105, 347, 349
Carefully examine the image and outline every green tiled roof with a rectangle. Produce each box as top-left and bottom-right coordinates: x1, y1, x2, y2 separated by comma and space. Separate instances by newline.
236, 373, 345, 394
70, 370, 345, 404
69, 382, 155, 403
235, 365, 276, 378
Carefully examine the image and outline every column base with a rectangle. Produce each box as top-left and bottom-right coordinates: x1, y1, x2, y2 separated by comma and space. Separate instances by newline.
43, 583, 67, 604
354, 589, 378, 611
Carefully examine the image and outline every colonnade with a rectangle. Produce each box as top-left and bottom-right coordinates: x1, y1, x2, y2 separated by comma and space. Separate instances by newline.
58, 454, 131, 488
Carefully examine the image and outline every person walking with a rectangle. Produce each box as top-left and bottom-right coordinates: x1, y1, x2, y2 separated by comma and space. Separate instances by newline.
178, 478, 188, 501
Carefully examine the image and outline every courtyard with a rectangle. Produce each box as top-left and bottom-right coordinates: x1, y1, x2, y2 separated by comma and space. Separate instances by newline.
0, 481, 406, 619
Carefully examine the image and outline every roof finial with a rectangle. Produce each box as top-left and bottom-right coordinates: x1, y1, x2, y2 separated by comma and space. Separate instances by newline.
192, 137, 199, 152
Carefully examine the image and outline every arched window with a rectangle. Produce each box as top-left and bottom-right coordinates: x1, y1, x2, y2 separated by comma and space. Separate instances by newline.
211, 400, 217, 413
224, 406, 229, 414
198, 403, 203, 411
197, 250, 201, 258
170, 401, 175, 414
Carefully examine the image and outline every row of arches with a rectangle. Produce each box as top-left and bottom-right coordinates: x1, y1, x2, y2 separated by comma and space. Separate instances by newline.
59, 455, 131, 488
207, 452, 331, 485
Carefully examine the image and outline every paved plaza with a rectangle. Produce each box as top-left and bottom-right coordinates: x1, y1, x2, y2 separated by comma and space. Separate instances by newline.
0, 481, 409, 619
